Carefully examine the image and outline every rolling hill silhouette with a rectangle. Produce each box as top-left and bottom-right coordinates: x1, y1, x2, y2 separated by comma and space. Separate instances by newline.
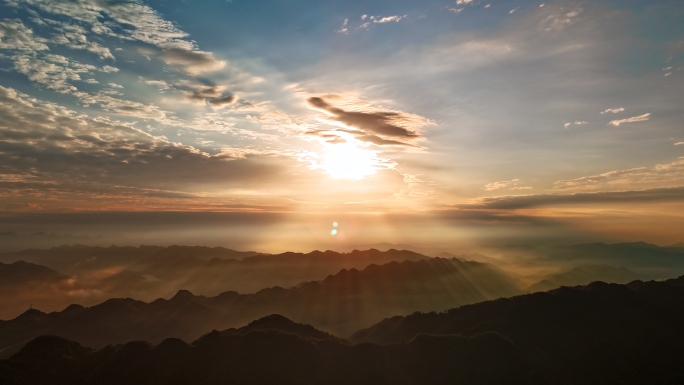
0, 257, 520, 356
351, 276, 684, 384
0, 315, 536, 385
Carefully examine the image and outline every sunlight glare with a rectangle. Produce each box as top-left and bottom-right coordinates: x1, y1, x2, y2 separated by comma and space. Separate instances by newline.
317, 143, 384, 180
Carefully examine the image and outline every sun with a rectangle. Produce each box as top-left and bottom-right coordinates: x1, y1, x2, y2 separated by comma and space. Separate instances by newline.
315, 142, 385, 180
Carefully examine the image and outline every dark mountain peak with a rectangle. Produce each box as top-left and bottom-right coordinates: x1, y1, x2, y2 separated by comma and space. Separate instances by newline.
171, 289, 195, 301
214, 290, 240, 300
114, 340, 155, 357
14, 308, 46, 322
154, 337, 191, 352
13, 335, 91, 360
192, 329, 224, 345
240, 314, 340, 341
63, 304, 85, 313
247, 314, 295, 327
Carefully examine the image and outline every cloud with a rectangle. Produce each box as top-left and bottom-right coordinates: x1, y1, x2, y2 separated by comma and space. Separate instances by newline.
601, 107, 624, 114
485, 179, 519, 191
565, 121, 588, 127
554, 157, 684, 191
144, 80, 170, 90
608, 113, 651, 126
14, 0, 195, 50
484, 179, 532, 191
372, 15, 407, 23
540, 7, 582, 30
306, 95, 430, 146
160, 48, 226, 75
10, 0, 229, 77
12, 54, 95, 93
168, 82, 236, 107
458, 187, 684, 210
675, 142, 684, 146
0, 86, 295, 209
208, 95, 236, 108
52, 24, 114, 59
0, 19, 49, 51
8, 53, 174, 122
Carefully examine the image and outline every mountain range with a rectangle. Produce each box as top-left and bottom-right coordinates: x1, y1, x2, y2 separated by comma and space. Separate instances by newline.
0, 257, 521, 357
6, 275, 684, 384
0, 247, 432, 317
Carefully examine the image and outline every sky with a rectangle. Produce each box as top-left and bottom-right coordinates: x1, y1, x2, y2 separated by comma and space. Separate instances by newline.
0, 0, 682, 251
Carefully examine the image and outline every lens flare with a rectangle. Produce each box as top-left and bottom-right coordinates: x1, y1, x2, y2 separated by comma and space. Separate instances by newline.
333, 222, 338, 227
331, 229, 338, 235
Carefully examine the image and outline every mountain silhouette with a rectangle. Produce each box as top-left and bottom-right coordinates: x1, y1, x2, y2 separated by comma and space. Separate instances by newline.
0, 257, 520, 356
0, 246, 435, 318
527, 264, 640, 292
0, 316, 536, 385
0, 261, 72, 322
351, 276, 684, 384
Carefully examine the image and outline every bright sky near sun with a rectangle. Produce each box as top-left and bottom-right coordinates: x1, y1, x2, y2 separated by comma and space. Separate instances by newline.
0, 0, 683, 248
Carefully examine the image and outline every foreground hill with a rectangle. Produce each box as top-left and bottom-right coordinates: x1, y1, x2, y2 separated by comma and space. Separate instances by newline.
351, 276, 684, 384
0, 257, 520, 356
0, 315, 537, 385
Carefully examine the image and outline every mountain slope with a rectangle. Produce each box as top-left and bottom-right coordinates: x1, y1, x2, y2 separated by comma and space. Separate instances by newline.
0, 262, 71, 323
527, 264, 640, 292
351, 276, 684, 385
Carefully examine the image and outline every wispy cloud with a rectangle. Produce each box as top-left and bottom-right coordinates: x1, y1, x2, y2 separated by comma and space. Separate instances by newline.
608, 113, 651, 126
460, 187, 684, 210
554, 157, 684, 191
372, 15, 407, 23
601, 107, 624, 114
159, 48, 226, 75
484, 179, 532, 191
306, 94, 431, 147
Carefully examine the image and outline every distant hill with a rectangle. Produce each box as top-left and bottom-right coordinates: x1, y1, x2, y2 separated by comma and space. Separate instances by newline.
0, 262, 72, 321
527, 264, 640, 292
543, 242, 684, 274
0, 246, 431, 301
0, 257, 520, 355
0, 316, 535, 385
351, 276, 684, 384
0, 232, 111, 253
